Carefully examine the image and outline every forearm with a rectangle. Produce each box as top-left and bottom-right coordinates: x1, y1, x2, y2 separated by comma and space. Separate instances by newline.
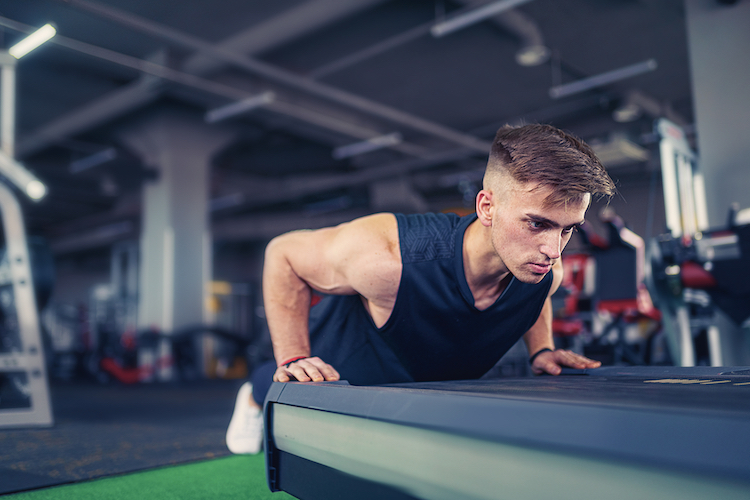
262, 237, 313, 365
523, 298, 554, 357
524, 297, 601, 375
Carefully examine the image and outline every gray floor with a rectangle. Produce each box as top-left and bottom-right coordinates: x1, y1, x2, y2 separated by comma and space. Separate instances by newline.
0, 379, 243, 495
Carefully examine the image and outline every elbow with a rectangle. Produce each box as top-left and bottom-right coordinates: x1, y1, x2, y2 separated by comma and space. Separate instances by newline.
265, 232, 296, 261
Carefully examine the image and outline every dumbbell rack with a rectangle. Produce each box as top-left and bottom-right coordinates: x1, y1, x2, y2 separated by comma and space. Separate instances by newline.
0, 181, 53, 428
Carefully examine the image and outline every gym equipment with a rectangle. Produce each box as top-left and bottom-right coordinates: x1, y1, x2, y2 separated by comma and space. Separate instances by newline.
646, 215, 750, 353
646, 119, 749, 366
0, 183, 53, 428
552, 212, 660, 365
263, 367, 750, 500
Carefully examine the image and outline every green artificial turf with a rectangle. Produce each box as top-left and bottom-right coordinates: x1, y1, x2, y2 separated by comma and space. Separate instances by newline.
6, 455, 295, 500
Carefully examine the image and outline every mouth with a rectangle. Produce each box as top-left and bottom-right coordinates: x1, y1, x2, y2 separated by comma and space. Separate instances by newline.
528, 262, 553, 274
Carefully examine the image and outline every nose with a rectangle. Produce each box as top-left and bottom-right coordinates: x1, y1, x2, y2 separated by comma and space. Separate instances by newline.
540, 231, 562, 260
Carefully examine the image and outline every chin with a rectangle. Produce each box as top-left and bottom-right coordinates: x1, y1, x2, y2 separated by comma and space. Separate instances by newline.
513, 270, 548, 285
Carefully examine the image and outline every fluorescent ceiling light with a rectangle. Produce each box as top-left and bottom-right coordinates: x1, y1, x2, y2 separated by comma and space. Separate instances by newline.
515, 44, 550, 67
549, 59, 657, 99
205, 91, 275, 124
8, 24, 56, 59
25, 180, 47, 200
70, 147, 117, 173
210, 192, 245, 212
332, 132, 403, 160
431, 0, 533, 38
0, 150, 47, 200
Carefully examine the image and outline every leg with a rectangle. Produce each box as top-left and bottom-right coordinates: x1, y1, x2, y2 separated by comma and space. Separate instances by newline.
250, 360, 277, 406
225, 360, 276, 454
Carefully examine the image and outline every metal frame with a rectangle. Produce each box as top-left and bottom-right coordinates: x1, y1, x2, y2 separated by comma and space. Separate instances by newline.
656, 118, 709, 238
0, 182, 53, 427
655, 118, 720, 366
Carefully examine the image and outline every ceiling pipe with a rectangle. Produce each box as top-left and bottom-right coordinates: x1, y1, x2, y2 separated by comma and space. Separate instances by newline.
332, 132, 403, 160
309, 1, 548, 79
430, 0, 533, 37
612, 89, 689, 127
11, 0, 391, 157
0, 16, 428, 159
308, 22, 433, 80
453, 0, 548, 66
181, 0, 390, 76
54, 0, 491, 154
493, 9, 550, 66
549, 59, 658, 99
204, 91, 276, 124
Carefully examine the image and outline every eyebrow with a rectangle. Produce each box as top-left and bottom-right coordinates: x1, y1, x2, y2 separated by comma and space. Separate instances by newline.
526, 214, 585, 229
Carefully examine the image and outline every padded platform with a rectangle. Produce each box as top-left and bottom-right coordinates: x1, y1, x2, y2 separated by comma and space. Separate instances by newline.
263, 367, 750, 500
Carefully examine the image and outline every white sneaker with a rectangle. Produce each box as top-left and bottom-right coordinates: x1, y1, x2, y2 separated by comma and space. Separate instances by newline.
225, 382, 264, 454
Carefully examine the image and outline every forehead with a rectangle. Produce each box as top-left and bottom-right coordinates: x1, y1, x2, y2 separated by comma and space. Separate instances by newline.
502, 181, 590, 222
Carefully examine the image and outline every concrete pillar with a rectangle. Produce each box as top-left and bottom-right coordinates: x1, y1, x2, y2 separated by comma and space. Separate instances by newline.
118, 106, 234, 379
685, 0, 750, 226
685, 0, 750, 364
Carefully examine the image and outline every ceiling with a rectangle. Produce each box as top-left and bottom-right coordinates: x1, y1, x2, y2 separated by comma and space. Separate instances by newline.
0, 0, 694, 253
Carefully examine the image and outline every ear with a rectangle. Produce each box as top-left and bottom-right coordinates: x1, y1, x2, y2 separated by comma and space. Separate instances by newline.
475, 189, 493, 227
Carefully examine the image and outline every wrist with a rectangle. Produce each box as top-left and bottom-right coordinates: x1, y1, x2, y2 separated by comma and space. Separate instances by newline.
278, 355, 308, 368
529, 347, 553, 365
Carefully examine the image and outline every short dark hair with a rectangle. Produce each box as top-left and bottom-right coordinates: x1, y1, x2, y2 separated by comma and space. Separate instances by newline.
486, 124, 616, 206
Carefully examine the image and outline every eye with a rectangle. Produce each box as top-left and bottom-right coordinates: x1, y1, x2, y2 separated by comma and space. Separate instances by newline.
528, 220, 545, 230
562, 225, 579, 235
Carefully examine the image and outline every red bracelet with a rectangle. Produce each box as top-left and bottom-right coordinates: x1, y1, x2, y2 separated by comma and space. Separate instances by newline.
279, 356, 308, 368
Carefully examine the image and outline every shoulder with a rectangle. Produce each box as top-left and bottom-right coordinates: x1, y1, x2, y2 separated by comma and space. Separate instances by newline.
334, 213, 399, 254
332, 213, 401, 300
329, 212, 401, 269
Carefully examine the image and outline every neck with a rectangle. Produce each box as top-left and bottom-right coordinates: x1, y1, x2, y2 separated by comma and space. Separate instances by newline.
463, 219, 511, 309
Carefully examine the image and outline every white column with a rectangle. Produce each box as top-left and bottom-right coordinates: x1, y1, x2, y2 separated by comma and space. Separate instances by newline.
685, 0, 750, 227
118, 106, 234, 380
685, 0, 750, 365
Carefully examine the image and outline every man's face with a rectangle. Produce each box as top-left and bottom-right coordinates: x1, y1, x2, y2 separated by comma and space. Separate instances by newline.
489, 181, 589, 284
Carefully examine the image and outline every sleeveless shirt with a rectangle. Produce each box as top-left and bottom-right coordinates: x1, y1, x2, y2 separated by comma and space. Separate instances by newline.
308, 212, 552, 385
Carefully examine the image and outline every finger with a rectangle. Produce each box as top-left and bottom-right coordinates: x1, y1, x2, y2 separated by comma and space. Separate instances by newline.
274, 364, 312, 382
286, 361, 315, 382
294, 357, 341, 382
580, 356, 601, 368
538, 358, 562, 375
531, 350, 561, 375
554, 350, 601, 369
273, 367, 290, 383
305, 357, 340, 381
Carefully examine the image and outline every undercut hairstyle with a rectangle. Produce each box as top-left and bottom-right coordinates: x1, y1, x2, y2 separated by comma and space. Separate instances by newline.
485, 124, 616, 207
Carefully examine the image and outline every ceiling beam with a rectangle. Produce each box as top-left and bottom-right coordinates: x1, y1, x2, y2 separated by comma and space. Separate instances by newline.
15, 0, 389, 157
181, 0, 390, 76
56, 0, 491, 153
0, 15, 429, 159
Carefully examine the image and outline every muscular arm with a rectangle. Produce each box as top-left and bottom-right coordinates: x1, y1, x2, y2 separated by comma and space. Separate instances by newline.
262, 213, 401, 382
523, 259, 601, 375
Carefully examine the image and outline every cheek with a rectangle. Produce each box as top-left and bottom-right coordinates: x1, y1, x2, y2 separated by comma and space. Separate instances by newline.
494, 222, 531, 252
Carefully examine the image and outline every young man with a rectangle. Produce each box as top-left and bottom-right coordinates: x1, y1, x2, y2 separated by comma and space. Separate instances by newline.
226, 123, 616, 454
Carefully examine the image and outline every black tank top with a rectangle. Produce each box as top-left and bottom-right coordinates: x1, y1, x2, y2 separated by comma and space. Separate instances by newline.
308, 213, 552, 384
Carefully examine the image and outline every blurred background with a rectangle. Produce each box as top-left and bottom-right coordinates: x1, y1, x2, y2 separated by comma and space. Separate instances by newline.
0, 0, 748, 405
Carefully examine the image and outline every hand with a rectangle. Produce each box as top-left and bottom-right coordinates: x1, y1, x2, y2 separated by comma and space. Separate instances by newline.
530, 349, 601, 376
273, 356, 341, 383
